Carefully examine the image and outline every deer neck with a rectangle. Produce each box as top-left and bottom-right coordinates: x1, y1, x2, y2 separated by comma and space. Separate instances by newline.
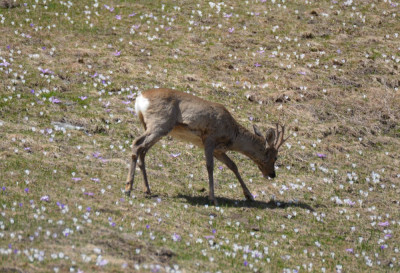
231, 125, 266, 163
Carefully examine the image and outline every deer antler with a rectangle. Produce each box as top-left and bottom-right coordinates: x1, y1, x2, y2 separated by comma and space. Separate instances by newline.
274, 123, 290, 149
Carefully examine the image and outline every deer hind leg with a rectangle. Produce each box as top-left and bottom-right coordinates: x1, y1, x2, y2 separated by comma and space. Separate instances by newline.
125, 129, 168, 196
125, 134, 146, 196
214, 152, 254, 201
137, 150, 151, 194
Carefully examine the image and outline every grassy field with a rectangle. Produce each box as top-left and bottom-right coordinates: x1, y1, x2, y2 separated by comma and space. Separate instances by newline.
0, 0, 399, 272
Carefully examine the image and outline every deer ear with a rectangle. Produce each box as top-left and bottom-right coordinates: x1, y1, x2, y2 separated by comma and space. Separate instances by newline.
265, 128, 276, 147
253, 125, 263, 137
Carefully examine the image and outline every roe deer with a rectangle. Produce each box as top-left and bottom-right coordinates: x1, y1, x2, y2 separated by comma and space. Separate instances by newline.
125, 88, 289, 204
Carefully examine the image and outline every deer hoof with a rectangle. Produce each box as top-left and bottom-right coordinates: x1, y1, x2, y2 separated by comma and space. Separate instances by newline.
245, 193, 255, 202
209, 198, 218, 206
125, 190, 131, 197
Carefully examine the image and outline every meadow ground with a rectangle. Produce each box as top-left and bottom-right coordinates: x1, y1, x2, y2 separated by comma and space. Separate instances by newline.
0, 0, 399, 272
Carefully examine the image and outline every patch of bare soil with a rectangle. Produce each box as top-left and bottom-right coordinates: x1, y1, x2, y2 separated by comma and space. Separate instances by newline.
92, 229, 176, 265
329, 75, 362, 88
0, 268, 25, 273
53, 117, 109, 135
95, 236, 145, 263
154, 249, 176, 264
0, 0, 19, 9
245, 89, 319, 105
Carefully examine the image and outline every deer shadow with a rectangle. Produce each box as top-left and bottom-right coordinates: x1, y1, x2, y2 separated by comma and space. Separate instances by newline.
176, 194, 314, 211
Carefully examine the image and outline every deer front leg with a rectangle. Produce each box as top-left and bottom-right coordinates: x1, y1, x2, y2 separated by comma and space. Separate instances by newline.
214, 152, 254, 201
204, 141, 217, 205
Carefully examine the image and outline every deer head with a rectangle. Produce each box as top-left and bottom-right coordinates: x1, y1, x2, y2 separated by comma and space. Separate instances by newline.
253, 123, 289, 178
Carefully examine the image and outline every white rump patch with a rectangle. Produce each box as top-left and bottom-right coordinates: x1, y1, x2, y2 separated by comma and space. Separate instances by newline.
135, 93, 150, 115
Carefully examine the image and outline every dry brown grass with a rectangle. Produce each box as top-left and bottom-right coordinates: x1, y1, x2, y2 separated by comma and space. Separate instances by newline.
0, 0, 400, 272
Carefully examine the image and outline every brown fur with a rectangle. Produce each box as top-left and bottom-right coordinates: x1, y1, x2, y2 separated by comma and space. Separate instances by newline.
125, 88, 287, 204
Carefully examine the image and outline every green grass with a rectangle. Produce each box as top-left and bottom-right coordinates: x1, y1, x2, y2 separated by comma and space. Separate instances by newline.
0, 0, 400, 272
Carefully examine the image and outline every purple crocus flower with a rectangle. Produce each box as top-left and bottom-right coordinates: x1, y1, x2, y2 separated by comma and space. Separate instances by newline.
104, 4, 114, 12
49, 97, 61, 104
170, 152, 181, 158
0, 61, 10, 67
172, 233, 181, 242
40, 195, 50, 202
40, 68, 53, 74
378, 221, 389, 227
98, 258, 108, 266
